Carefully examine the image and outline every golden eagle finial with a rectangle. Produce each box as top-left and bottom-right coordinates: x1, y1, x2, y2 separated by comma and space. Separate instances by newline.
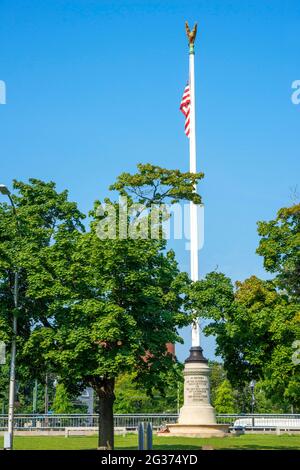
185, 21, 197, 48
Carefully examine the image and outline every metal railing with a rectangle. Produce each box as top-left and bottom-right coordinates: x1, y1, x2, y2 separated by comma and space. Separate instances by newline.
216, 414, 300, 430
0, 413, 178, 431
0, 413, 299, 432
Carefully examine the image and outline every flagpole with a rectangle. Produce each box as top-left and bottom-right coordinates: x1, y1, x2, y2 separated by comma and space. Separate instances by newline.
188, 28, 200, 348
158, 22, 228, 436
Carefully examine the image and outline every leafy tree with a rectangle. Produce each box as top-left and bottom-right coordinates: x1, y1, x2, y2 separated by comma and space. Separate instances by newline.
23, 232, 191, 449
0, 178, 84, 350
254, 381, 288, 413
17, 165, 200, 449
214, 379, 237, 414
190, 273, 300, 410
0, 363, 9, 414
208, 361, 253, 413
0, 363, 50, 414
0, 179, 85, 416
113, 373, 153, 413
209, 361, 227, 406
114, 366, 183, 414
110, 163, 203, 206
0, 165, 202, 448
257, 203, 300, 301
52, 383, 76, 414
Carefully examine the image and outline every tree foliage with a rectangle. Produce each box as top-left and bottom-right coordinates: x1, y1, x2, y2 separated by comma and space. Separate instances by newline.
190, 273, 300, 409
0, 179, 85, 379
214, 379, 237, 414
109, 163, 203, 206
209, 361, 227, 406
52, 383, 76, 414
114, 367, 183, 414
257, 203, 300, 301
0, 173, 195, 449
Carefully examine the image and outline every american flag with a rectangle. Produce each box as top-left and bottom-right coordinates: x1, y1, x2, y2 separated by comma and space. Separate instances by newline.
180, 83, 191, 137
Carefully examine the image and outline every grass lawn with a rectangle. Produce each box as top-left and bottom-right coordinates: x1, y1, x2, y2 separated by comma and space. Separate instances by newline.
0, 434, 300, 450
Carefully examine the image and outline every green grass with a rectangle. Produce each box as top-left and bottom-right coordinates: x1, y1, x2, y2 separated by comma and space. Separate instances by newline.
0, 434, 300, 450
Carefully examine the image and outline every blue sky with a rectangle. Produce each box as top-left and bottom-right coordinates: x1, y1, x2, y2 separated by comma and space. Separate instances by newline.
1, 1, 299, 361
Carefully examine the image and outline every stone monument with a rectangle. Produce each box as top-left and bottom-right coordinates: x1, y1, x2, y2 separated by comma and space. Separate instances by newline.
163, 347, 228, 437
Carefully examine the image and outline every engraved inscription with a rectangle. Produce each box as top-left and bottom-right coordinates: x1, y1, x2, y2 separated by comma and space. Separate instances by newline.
185, 375, 210, 404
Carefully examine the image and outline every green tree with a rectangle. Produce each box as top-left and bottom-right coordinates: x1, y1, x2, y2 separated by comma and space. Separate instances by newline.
214, 379, 237, 414
0, 363, 9, 414
209, 361, 227, 406
257, 203, 300, 301
254, 381, 287, 413
110, 163, 203, 206
113, 373, 153, 413
114, 366, 183, 414
190, 273, 300, 410
18, 164, 201, 449
52, 383, 76, 414
23, 232, 191, 449
0, 179, 84, 412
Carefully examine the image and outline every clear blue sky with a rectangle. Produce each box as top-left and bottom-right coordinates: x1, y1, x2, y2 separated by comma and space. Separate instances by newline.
1, 1, 299, 361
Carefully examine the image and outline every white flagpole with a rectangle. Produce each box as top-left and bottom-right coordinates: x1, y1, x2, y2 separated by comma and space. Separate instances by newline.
162, 24, 222, 435
188, 32, 200, 348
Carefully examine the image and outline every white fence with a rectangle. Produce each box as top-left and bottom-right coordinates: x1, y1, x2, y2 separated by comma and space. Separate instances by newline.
233, 417, 300, 430
0, 413, 300, 431
217, 414, 300, 430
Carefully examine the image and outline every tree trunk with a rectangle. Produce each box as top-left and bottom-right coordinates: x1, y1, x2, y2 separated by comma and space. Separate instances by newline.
97, 378, 115, 450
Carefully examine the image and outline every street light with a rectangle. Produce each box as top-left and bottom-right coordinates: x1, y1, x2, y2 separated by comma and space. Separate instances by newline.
250, 380, 256, 413
250, 379, 256, 429
0, 184, 19, 450
0, 185, 10, 195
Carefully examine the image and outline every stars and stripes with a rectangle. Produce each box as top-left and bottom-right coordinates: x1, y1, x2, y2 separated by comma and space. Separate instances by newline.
180, 83, 191, 137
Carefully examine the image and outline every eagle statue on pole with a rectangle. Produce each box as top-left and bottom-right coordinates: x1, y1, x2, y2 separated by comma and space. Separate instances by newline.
185, 21, 198, 46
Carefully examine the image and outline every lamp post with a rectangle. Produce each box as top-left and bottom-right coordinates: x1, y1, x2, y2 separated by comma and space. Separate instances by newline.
0, 184, 19, 450
250, 379, 256, 428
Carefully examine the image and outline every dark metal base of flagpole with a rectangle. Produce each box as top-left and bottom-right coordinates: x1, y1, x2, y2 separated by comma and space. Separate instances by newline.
185, 346, 208, 364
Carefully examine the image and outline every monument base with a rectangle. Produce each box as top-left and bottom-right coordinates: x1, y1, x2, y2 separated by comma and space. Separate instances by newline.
178, 403, 216, 425
159, 346, 230, 438
157, 423, 229, 438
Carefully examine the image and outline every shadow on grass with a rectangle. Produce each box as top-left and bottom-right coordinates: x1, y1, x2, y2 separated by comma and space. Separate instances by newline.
223, 445, 300, 451
115, 444, 300, 451
11, 445, 300, 451
122, 447, 201, 451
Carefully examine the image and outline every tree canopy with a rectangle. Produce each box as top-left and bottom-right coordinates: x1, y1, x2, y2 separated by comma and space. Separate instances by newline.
0, 169, 196, 449
257, 203, 300, 301
109, 163, 203, 206
190, 273, 299, 409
